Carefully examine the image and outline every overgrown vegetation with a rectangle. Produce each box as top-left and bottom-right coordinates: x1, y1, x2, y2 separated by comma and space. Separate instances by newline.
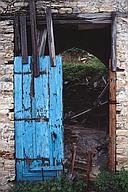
10, 171, 128, 192
62, 47, 107, 84
9, 175, 87, 192
95, 170, 128, 192
62, 48, 108, 119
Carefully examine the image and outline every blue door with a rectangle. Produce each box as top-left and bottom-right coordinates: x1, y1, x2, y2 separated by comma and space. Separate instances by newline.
14, 56, 64, 181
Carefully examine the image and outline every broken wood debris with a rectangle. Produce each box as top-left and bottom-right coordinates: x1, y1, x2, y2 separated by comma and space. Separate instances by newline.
46, 7, 56, 67
70, 83, 109, 120
71, 144, 95, 188
37, 29, 47, 57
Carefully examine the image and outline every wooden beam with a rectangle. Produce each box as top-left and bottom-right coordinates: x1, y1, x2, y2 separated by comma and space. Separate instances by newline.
29, 0, 39, 77
46, 7, 56, 67
20, 16, 28, 64
78, 23, 109, 30
108, 59, 116, 172
111, 12, 117, 72
78, 12, 112, 19
14, 16, 21, 56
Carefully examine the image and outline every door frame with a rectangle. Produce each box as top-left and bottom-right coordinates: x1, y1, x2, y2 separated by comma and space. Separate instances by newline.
13, 11, 117, 172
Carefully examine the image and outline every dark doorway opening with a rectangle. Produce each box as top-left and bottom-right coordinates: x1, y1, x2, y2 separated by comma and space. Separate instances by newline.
53, 22, 111, 179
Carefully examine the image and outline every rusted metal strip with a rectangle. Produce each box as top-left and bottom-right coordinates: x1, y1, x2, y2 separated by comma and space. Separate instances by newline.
29, 0, 39, 77
14, 16, 21, 56
14, 71, 47, 75
46, 7, 56, 67
20, 15, 28, 64
16, 157, 50, 161
15, 117, 49, 122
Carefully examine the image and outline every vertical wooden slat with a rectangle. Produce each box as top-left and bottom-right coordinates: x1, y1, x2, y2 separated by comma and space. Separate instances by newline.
14, 16, 21, 56
46, 7, 56, 67
14, 57, 23, 119
111, 12, 117, 72
108, 59, 116, 171
29, 0, 39, 77
38, 29, 47, 57
20, 16, 28, 64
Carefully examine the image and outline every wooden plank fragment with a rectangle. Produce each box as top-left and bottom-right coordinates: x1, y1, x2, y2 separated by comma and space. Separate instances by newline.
108, 60, 116, 172
20, 16, 28, 64
46, 7, 56, 67
14, 16, 21, 56
38, 29, 47, 57
29, 0, 39, 77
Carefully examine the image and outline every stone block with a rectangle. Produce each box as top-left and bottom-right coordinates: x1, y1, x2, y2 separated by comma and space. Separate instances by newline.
59, 7, 72, 14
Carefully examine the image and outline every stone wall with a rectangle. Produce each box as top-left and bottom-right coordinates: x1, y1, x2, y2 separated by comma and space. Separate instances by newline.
116, 16, 128, 170
0, 20, 15, 191
0, 0, 128, 191
0, 0, 128, 15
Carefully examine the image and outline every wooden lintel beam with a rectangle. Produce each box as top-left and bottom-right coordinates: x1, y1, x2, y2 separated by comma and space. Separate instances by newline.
1, 11, 128, 22
78, 12, 112, 19
20, 15, 28, 64
46, 7, 56, 67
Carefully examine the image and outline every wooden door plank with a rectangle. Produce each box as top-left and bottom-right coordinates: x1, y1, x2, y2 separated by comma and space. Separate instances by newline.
34, 57, 49, 119
14, 56, 22, 73
14, 16, 21, 56
23, 121, 34, 158
49, 56, 64, 164
15, 121, 24, 158
46, 7, 56, 67
54, 56, 63, 161
35, 122, 50, 158
14, 57, 23, 119
20, 16, 28, 64
22, 74, 32, 119
22, 58, 32, 119
29, 0, 39, 77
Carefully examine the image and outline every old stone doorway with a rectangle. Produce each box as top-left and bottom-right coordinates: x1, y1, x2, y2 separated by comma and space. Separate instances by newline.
14, 12, 116, 180
51, 13, 116, 178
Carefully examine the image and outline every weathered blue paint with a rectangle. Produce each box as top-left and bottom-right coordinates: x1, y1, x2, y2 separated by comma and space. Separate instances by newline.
14, 56, 64, 181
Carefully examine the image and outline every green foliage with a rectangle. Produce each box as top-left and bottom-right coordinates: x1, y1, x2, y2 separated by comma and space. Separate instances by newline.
95, 170, 128, 192
9, 175, 87, 192
63, 56, 107, 82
